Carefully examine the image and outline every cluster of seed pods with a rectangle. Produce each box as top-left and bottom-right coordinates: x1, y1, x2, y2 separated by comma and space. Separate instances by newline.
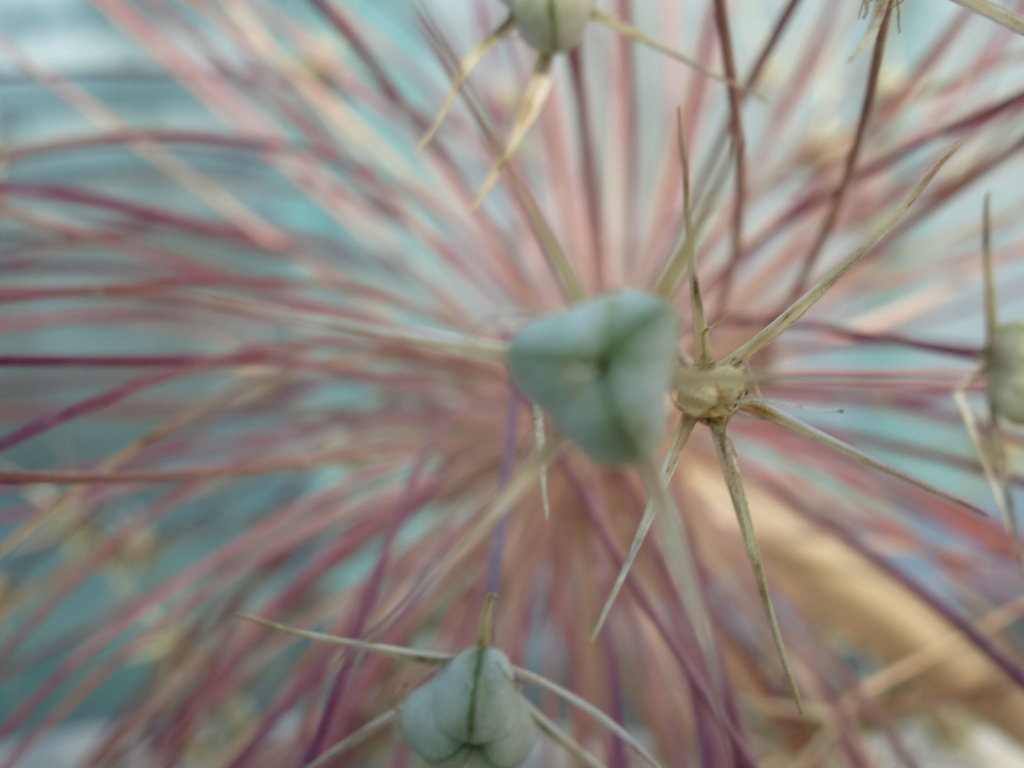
247, 2, 1024, 765
409, 0, 1024, 754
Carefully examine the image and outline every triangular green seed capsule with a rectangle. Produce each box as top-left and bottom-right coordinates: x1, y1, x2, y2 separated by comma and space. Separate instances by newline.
400, 646, 537, 768
501, 0, 596, 53
508, 291, 678, 466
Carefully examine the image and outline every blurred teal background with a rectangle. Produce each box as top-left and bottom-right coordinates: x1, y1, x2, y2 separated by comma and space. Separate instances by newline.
2, 3, 1023, 767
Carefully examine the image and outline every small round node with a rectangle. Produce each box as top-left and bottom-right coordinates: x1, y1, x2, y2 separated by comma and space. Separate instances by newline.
674, 365, 748, 421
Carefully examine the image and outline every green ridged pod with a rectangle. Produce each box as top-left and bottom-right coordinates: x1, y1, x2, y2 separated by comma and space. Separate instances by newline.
501, 0, 595, 53
400, 646, 537, 768
508, 291, 678, 465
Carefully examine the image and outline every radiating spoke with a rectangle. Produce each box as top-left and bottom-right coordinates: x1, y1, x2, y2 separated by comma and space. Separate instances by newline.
978, 194, 1021, 563
417, 436, 567, 603
982, 194, 997, 343
725, 143, 960, 366
592, 415, 697, 639
515, 667, 665, 768
236, 613, 451, 663
419, 14, 586, 304
675, 113, 715, 369
473, 54, 554, 206
418, 16, 515, 152
951, 0, 1024, 35
710, 421, 803, 711
525, 702, 607, 768
955, 367, 1005, 520
990, 415, 1021, 564
742, 401, 986, 517
301, 710, 400, 768
590, 10, 743, 90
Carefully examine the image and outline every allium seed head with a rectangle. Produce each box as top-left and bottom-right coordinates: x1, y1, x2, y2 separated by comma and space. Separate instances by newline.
4, 1, 1024, 766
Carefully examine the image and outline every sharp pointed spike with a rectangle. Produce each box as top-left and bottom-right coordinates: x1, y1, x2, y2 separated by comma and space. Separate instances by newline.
743, 401, 988, 518
710, 422, 803, 712
234, 613, 451, 663
515, 667, 665, 768
726, 143, 961, 366
591, 497, 657, 641
989, 415, 1022, 565
590, 10, 755, 96
417, 17, 514, 154
472, 54, 554, 207
592, 417, 696, 640
950, 0, 1024, 35
301, 710, 400, 768
955, 368, 1005, 519
525, 702, 608, 768
971, 196, 1022, 568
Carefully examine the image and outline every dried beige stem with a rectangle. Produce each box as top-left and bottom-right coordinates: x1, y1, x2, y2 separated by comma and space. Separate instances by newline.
726, 144, 961, 366
951, 0, 1024, 34
710, 421, 804, 712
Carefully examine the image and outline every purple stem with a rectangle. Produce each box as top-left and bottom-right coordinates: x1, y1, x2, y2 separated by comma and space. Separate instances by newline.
0, 368, 189, 454
559, 459, 758, 767
300, 423, 441, 765
310, 0, 403, 105
4, 128, 346, 166
601, 628, 629, 768
0, 182, 282, 250
0, 351, 271, 368
826, 644, 923, 768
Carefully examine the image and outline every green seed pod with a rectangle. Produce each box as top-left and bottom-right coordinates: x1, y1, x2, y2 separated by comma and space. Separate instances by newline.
507, 291, 678, 465
400, 646, 537, 768
991, 321, 1024, 424
502, 0, 596, 53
